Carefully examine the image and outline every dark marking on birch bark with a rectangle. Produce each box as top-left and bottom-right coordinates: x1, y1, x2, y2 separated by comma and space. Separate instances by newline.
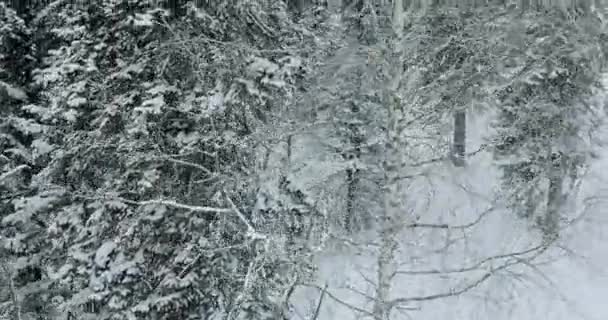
452, 110, 466, 167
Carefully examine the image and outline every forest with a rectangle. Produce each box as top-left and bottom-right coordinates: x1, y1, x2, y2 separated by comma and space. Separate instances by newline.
1, 0, 608, 319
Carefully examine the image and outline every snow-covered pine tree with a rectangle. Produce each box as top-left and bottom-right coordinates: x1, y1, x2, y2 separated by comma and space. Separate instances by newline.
492, 9, 606, 239
0, 4, 57, 319
0, 1, 313, 319
0, 1, 33, 191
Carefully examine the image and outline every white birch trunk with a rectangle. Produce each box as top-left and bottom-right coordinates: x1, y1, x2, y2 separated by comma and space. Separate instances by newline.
371, 5, 406, 320
372, 92, 401, 320
392, 0, 404, 33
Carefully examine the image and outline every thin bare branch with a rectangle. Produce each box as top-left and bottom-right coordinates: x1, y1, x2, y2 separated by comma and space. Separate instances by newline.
405, 206, 494, 230
156, 156, 213, 174
329, 234, 380, 248
223, 191, 266, 240
390, 239, 553, 308
0, 263, 22, 320
297, 283, 375, 318
355, 269, 378, 288
517, 257, 596, 320
389, 258, 520, 307
407, 144, 488, 168
343, 285, 378, 303
393, 242, 546, 276
311, 283, 328, 320
177, 244, 247, 278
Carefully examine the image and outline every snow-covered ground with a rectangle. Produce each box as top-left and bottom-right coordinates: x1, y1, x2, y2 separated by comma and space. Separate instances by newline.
291, 110, 608, 320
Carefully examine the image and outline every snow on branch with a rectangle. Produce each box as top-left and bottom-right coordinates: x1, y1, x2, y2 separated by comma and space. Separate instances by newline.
75, 193, 266, 240
0, 80, 27, 101
0, 165, 30, 182
124, 198, 233, 213
224, 190, 266, 240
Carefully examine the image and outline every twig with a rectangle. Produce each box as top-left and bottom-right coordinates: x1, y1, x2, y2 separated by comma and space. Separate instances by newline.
393, 242, 545, 276
389, 258, 520, 307
227, 259, 258, 320
154, 156, 213, 174
1, 263, 22, 320
407, 144, 488, 168
275, 274, 299, 319
298, 283, 375, 318
355, 269, 378, 288
310, 283, 328, 320
329, 234, 380, 248
391, 239, 552, 308
517, 257, 597, 320
177, 244, 246, 278
405, 206, 494, 230
223, 191, 266, 240
343, 284, 378, 303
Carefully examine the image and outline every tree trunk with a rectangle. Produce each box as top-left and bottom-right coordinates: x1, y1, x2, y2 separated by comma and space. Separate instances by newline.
544, 153, 564, 240
452, 110, 466, 167
345, 167, 358, 232
373, 94, 400, 320
343, 0, 364, 11
289, 0, 309, 14
392, 0, 404, 32
373, 46, 410, 316
166, 0, 186, 18
10, 0, 26, 15
373, 219, 397, 320
345, 121, 362, 232
373, 13, 403, 315
544, 175, 562, 240
577, 0, 592, 14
